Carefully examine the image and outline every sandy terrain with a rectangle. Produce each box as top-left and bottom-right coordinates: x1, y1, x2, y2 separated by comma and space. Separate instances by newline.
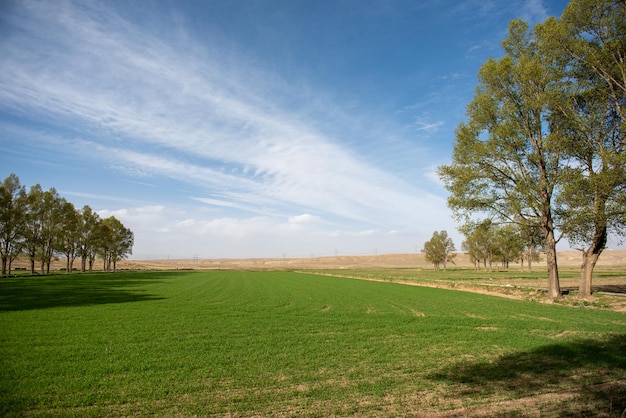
119, 249, 626, 270
17, 249, 625, 272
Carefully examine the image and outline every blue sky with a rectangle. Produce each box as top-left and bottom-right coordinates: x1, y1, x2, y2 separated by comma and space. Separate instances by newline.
0, 0, 572, 259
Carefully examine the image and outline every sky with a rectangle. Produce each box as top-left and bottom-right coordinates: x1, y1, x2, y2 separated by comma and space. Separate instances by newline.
0, 0, 577, 260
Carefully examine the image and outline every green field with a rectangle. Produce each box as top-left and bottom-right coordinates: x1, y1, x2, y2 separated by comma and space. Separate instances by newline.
1, 271, 625, 416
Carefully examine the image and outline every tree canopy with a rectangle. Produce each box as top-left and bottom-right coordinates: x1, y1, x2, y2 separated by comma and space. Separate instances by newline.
439, 0, 625, 299
438, 19, 567, 298
422, 230, 456, 271
0, 174, 134, 275
541, 0, 626, 298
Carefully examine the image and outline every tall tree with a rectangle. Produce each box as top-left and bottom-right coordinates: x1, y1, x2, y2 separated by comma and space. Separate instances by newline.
0, 174, 25, 276
460, 220, 497, 271
422, 230, 456, 271
540, 0, 626, 298
22, 184, 45, 274
38, 188, 64, 275
438, 20, 568, 298
77, 205, 100, 273
110, 220, 134, 272
519, 224, 545, 272
56, 200, 80, 273
98, 216, 134, 272
493, 224, 525, 269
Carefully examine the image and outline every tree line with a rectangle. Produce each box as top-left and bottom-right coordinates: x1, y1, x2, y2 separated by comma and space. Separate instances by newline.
422, 224, 543, 273
0, 174, 134, 276
435, 0, 625, 299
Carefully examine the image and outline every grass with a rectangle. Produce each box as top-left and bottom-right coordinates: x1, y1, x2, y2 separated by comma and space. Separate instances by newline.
1, 270, 625, 416
306, 266, 626, 309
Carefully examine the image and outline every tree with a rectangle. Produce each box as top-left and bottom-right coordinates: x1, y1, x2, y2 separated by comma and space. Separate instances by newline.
519, 224, 544, 272
460, 220, 497, 271
38, 188, 65, 275
460, 220, 524, 271
77, 205, 100, 273
0, 175, 134, 275
0, 174, 25, 276
22, 184, 45, 274
422, 230, 456, 271
56, 200, 80, 273
97, 216, 134, 272
438, 20, 568, 298
493, 224, 525, 269
109, 220, 134, 272
540, 0, 626, 298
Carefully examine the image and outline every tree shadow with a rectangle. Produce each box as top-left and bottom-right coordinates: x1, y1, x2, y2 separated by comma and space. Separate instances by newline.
428, 334, 626, 416
0, 272, 171, 311
595, 284, 626, 294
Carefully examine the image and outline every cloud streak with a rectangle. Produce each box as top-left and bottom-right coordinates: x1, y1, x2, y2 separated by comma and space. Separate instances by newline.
0, 0, 448, 232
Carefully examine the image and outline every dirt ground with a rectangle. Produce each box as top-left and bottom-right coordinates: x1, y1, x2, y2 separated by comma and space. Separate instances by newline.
90, 249, 626, 271
13, 249, 626, 273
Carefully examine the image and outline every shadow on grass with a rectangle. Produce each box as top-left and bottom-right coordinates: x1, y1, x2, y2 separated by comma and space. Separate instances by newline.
428, 334, 626, 415
0, 272, 170, 311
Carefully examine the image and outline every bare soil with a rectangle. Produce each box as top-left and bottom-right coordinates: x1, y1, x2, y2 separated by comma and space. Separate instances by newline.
71, 249, 626, 271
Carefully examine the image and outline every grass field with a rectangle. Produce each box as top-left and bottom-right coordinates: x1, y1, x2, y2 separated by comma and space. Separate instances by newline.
1, 270, 626, 416
303, 266, 626, 311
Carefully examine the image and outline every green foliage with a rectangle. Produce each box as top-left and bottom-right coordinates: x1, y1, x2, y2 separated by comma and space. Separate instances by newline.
0, 174, 133, 275
538, 0, 625, 298
0, 174, 25, 276
542, 0, 626, 250
1, 271, 624, 416
439, 19, 566, 297
97, 216, 134, 272
438, 19, 567, 227
438, 2, 626, 297
461, 221, 527, 271
421, 230, 456, 270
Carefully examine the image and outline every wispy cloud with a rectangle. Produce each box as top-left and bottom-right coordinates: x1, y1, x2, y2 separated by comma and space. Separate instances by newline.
0, 0, 472, 259
0, 0, 448, 230
414, 117, 444, 134
521, 0, 550, 24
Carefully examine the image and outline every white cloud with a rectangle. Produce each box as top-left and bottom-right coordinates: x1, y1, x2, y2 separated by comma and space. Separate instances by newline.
0, 0, 461, 258
289, 214, 321, 224
0, 1, 446, 227
521, 0, 550, 24
414, 118, 444, 134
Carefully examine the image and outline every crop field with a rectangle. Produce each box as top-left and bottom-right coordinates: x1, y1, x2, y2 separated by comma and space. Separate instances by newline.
1, 270, 626, 416
304, 266, 626, 311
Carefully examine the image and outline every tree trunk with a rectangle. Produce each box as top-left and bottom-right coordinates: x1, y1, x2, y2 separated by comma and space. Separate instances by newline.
81, 256, 87, 273
1, 256, 7, 276
578, 227, 607, 299
545, 229, 561, 299
579, 251, 600, 299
